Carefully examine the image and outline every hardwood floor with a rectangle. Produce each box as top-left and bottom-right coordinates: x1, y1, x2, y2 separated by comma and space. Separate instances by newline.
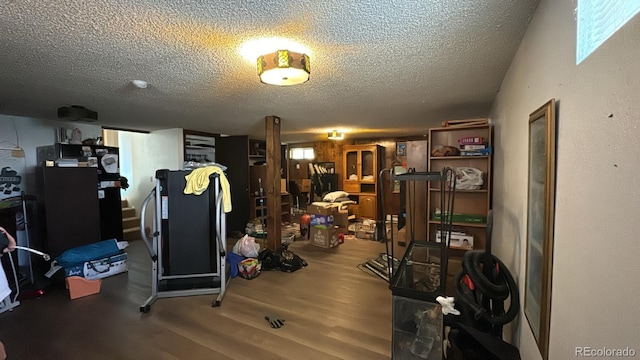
0, 237, 396, 359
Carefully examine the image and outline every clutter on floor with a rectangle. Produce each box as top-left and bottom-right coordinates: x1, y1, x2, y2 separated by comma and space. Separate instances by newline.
46, 239, 128, 279
349, 218, 379, 241
264, 315, 286, 329
238, 258, 261, 280
359, 252, 400, 282
44, 238, 129, 300
228, 234, 308, 279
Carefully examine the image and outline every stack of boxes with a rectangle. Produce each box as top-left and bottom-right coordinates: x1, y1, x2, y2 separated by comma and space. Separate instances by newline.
307, 204, 349, 248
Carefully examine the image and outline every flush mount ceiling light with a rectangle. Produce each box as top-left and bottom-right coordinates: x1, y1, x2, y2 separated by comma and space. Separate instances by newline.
131, 80, 148, 89
327, 130, 344, 140
257, 50, 310, 86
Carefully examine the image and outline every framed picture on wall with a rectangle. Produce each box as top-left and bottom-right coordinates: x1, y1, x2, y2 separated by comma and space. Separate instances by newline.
525, 98, 557, 360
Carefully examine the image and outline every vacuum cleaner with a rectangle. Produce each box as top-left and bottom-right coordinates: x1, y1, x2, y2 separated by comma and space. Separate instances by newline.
446, 210, 521, 360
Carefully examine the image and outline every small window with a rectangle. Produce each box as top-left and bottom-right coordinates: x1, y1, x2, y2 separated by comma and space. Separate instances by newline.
577, 0, 640, 64
289, 147, 315, 160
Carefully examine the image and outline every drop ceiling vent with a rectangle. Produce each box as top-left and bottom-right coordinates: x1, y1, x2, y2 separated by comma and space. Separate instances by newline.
58, 105, 98, 122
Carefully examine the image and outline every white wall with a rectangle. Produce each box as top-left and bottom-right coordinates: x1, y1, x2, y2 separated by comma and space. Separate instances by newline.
1, 114, 185, 237
0, 114, 103, 192
119, 128, 184, 228
490, 1, 640, 359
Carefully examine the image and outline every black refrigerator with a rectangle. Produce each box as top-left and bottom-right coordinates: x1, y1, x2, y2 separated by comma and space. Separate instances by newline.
37, 144, 123, 243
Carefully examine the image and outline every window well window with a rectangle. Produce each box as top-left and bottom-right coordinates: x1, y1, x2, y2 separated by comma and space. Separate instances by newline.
577, 0, 640, 64
289, 147, 315, 160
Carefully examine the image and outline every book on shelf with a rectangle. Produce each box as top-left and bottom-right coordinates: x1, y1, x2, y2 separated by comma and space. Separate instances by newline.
435, 231, 474, 249
460, 147, 492, 156
460, 144, 486, 150
458, 136, 485, 145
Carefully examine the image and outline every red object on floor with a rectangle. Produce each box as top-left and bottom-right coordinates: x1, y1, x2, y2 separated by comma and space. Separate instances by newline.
17, 289, 46, 300
300, 214, 311, 239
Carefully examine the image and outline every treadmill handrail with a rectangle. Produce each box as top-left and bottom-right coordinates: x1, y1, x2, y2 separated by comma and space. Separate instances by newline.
140, 188, 157, 261
215, 187, 226, 257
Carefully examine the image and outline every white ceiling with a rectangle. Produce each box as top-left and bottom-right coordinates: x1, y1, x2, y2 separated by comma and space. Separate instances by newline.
0, 0, 539, 143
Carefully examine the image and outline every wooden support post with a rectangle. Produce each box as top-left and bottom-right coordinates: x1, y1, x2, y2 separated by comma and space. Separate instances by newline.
265, 116, 282, 250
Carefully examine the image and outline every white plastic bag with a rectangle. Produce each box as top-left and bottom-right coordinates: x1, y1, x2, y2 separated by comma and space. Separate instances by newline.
233, 234, 260, 258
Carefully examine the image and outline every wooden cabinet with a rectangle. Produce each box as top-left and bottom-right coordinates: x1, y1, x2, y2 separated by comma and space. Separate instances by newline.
342, 144, 385, 220
427, 123, 492, 254
358, 195, 377, 219
35, 166, 102, 258
216, 137, 284, 234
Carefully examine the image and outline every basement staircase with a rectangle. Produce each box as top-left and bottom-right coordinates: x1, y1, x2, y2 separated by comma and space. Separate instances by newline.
121, 199, 142, 241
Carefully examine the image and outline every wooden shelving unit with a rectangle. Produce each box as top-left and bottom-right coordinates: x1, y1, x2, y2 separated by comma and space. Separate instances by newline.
427, 123, 493, 254
249, 165, 291, 225
249, 193, 291, 225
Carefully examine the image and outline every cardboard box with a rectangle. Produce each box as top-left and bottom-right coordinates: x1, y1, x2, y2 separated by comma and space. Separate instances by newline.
435, 232, 474, 249
66, 276, 102, 300
310, 213, 334, 227
301, 179, 312, 193
356, 230, 375, 240
311, 226, 340, 248
333, 212, 349, 226
307, 204, 339, 216
335, 225, 348, 236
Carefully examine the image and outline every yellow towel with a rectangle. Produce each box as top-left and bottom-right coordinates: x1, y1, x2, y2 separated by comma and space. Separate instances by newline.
184, 166, 232, 213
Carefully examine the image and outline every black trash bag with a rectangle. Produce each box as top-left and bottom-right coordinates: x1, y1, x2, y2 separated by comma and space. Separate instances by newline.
258, 244, 308, 273
277, 244, 307, 273
258, 248, 281, 271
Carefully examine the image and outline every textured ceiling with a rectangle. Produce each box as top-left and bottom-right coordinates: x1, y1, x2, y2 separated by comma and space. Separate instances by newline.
0, 0, 539, 143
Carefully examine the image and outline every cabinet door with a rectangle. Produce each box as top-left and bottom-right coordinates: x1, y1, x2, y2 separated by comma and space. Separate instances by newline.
216, 135, 250, 233
344, 148, 359, 181
360, 148, 375, 181
359, 195, 377, 219
36, 167, 101, 258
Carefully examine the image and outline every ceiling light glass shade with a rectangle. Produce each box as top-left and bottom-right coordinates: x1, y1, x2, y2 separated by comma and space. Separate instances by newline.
327, 130, 344, 140
258, 50, 310, 86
